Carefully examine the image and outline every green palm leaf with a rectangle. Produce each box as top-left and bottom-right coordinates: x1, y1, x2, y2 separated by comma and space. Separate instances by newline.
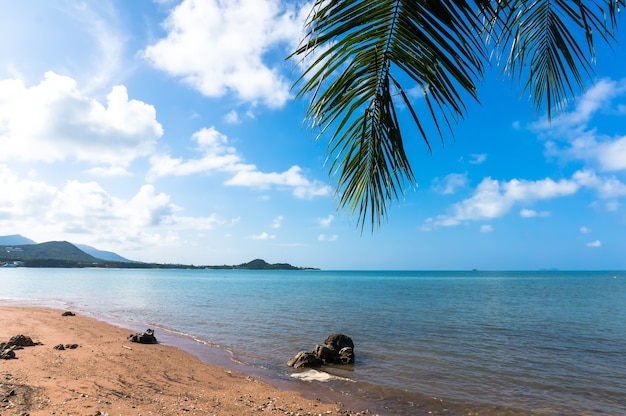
291, 0, 485, 230
290, 0, 624, 231
493, 0, 622, 119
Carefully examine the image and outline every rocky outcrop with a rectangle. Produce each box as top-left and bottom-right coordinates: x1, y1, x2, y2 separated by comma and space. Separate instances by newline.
8, 334, 37, 347
0, 334, 40, 359
128, 329, 158, 344
54, 343, 79, 350
287, 333, 355, 369
287, 351, 323, 368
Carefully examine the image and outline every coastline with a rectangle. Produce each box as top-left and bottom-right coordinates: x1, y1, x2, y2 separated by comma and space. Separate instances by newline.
0, 306, 368, 416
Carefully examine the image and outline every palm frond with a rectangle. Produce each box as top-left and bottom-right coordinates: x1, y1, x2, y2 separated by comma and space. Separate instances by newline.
492, 0, 624, 119
290, 0, 485, 231
290, 0, 624, 230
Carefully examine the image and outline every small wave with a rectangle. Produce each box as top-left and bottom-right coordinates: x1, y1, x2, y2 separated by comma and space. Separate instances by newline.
290, 369, 353, 383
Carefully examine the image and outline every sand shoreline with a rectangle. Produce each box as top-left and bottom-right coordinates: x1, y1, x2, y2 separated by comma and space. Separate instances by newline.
0, 306, 371, 416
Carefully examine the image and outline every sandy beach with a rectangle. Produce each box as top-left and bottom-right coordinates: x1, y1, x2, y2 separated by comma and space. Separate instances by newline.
0, 306, 369, 416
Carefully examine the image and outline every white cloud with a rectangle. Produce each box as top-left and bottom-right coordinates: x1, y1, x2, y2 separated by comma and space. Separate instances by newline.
318, 214, 334, 228
520, 209, 550, 218
271, 215, 284, 228
586, 240, 602, 247
532, 79, 625, 132
572, 170, 626, 198
251, 232, 276, 240
595, 136, 626, 171
469, 154, 487, 164
432, 172, 468, 195
0, 165, 223, 252
226, 166, 330, 199
143, 0, 309, 108
149, 126, 329, 199
87, 166, 132, 177
0, 72, 163, 166
148, 127, 253, 179
224, 110, 240, 124
480, 224, 493, 233
224, 109, 255, 124
580, 226, 591, 233
424, 176, 578, 229
530, 78, 626, 173
318, 234, 338, 242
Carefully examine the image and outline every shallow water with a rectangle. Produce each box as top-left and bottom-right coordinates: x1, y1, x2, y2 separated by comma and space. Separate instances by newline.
1, 269, 625, 414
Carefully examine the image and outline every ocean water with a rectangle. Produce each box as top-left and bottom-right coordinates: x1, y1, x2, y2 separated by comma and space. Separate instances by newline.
1, 269, 625, 415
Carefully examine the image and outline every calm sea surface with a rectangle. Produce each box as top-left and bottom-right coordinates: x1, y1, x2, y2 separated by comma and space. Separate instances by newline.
1, 269, 625, 415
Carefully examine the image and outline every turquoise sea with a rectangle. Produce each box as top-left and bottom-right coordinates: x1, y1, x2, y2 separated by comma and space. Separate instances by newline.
1, 269, 625, 415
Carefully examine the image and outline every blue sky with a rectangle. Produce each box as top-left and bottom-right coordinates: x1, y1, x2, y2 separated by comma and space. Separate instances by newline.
1, 1, 626, 270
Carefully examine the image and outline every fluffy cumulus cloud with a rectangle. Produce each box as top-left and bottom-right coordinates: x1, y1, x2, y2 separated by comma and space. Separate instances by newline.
0, 165, 222, 251
143, 0, 308, 108
149, 126, 329, 198
531, 78, 626, 173
0, 72, 163, 169
423, 176, 579, 229
572, 170, 626, 198
226, 166, 330, 199
423, 162, 626, 230
586, 240, 602, 247
423, 165, 626, 230
148, 127, 253, 178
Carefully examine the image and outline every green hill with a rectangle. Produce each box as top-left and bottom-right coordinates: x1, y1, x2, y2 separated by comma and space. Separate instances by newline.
234, 259, 316, 270
0, 241, 100, 267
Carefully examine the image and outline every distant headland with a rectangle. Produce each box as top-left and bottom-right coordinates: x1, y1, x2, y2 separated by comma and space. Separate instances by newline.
0, 235, 318, 270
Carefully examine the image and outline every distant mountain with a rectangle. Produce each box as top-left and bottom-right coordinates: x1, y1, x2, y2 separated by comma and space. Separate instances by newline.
0, 235, 136, 264
75, 244, 135, 263
0, 234, 36, 245
0, 235, 316, 270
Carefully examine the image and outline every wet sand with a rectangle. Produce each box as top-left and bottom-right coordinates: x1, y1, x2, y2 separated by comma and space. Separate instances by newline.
0, 306, 371, 416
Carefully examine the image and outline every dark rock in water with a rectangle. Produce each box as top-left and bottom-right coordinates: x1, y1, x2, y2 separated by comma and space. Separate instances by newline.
62, 311, 76, 316
8, 334, 37, 347
338, 346, 355, 364
313, 343, 340, 364
287, 351, 323, 369
128, 329, 158, 344
288, 334, 355, 368
324, 333, 354, 351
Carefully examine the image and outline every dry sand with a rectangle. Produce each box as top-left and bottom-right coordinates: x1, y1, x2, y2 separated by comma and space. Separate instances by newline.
0, 306, 372, 416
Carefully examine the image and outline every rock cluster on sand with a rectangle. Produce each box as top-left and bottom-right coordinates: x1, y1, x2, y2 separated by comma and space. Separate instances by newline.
0, 334, 39, 359
287, 333, 355, 369
127, 328, 158, 344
